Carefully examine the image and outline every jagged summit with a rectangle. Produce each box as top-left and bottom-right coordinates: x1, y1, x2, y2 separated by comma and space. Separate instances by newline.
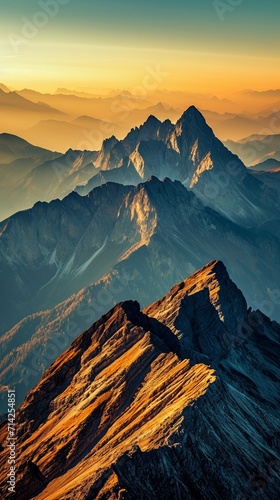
175, 105, 214, 140
77, 104, 275, 227
0, 261, 279, 499
0, 266, 218, 499
142, 114, 161, 126
179, 105, 206, 123
137, 113, 169, 140
100, 134, 118, 152
145, 259, 247, 345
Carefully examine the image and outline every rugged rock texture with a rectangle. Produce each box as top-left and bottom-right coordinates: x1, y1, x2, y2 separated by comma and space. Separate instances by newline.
145, 261, 280, 417
77, 106, 280, 228
0, 261, 279, 499
1, 177, 280, 335
1, 108, 279, 418
2, 107, 279, 226
0, 182, 132, 332
1, 178, 280, 412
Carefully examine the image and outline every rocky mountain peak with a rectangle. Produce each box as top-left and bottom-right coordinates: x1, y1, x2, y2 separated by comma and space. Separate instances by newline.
145, 260, 248, 342
0, 284, 217, 499
0, 262, 279, 499
143, 114, 161, 127
176, 105, 210, 134
100, 135, 118, 154
131, 114, 171, 144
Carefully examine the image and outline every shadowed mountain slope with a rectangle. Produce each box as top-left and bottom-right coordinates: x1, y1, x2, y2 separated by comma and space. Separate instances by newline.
0, 261, 279, 499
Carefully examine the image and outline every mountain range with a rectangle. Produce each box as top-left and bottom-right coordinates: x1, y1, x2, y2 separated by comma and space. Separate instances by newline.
1, 105, 279, 226
0, 260, 279, 499
0, 133, 98, 221
0, 89, 279, 499
225, 134, 280, 167
1, 83, 280, 152
1, 174, 280, 411
0, 106, 280, 412
75, 107, 280, 228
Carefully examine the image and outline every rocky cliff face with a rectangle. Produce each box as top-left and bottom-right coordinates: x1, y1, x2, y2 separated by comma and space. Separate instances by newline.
1, 177, 279, 335
1, 177, 280, 413
0, 182, 132, 332
78, 106, 280, 228
0, 261, 279, 499
2, 107, 279, 227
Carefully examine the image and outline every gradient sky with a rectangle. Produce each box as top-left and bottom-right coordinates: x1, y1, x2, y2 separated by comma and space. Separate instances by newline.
0, 0, 279, 94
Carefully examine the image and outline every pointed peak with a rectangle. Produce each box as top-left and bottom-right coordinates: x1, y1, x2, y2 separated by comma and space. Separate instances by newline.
155, 101, 165, 107
146, 175, 162, 184
186, 104, 201, 113
142, 114, 161, 127
179, 105, 206, 125
103, 134, 117, 144
199, 259, 228, 276
100, 135, 118, 154
183, 260, 241, 298
175, 105, 214, 140
166, 260, 229, 298
102, 135, 118, 148
145, 259, 247, 337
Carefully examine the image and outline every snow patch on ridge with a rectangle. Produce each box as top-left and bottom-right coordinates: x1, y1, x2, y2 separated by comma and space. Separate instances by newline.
73, 236, 108, 277
48, 248, 57, 266
61, 253, 76, 277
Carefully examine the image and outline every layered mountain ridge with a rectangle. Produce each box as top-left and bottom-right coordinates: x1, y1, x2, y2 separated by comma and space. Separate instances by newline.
1, 106, 279, 227
1, 176, 280, 411
77, 106, 279, 227
0, 261, 279, 499
1, 86, 279, 500
0, 105, 279, 419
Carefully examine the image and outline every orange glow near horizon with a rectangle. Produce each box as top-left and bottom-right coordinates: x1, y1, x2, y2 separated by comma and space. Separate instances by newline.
0, 1, 279, 154
1, 41, 279, 98
0, 0, 279, 100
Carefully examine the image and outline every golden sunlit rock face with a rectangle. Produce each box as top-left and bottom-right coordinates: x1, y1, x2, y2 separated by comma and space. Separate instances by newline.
0, 260, 279, 499
0, 300, 215, 499
144, 259, 248, 336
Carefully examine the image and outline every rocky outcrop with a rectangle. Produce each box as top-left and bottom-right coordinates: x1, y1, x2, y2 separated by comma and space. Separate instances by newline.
78, 106, 280, 228
0, 261, 279, 499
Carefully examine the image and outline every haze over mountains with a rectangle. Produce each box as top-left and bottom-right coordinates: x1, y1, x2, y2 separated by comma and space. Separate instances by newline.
2, 0, 280, 493
0, 261, 279, 499
1, 104, 279, 223
0, 84, 279, 499
0, 83, 279, 223
225, 134, 280, 168
0, 105, 279, 413
75, 107, 280, 228
1, 83, 280, 152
